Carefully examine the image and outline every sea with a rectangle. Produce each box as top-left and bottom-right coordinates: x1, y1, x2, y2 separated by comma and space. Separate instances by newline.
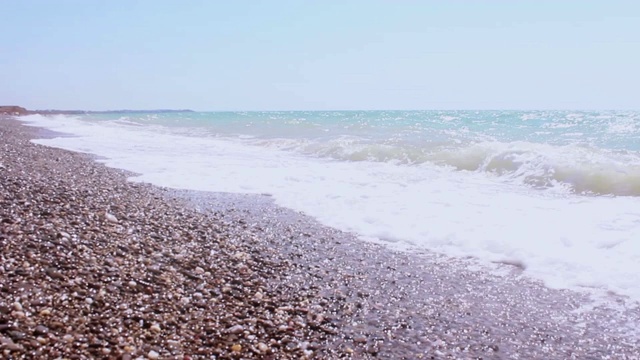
19, 110, 640, 304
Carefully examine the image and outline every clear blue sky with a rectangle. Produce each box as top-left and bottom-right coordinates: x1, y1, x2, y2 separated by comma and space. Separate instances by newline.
1, 0, 638, 111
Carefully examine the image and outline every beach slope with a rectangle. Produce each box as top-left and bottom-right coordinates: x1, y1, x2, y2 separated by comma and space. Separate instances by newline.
1, 117, 639, 359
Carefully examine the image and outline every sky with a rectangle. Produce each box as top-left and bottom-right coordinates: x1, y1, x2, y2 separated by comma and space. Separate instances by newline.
1, 0, 639, 111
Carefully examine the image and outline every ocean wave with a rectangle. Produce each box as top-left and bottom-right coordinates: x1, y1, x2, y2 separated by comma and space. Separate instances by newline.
251, 137, 640, 196
434, 142, 640, 196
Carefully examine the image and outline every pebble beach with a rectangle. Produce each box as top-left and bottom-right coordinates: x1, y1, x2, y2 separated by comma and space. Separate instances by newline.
2, 116, 640, 359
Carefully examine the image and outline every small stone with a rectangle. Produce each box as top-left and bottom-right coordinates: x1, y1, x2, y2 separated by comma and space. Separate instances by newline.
147, 350, 160, 359
12, 302, 23, 311
34, 325, 49, 336
7, 331, 25, 340
102, 347, 111, 355
45, 268, 65, 280
105, 212, 118, 223
167, 339, 180, 347
150, 324, 161, 333
36, 337, 48, 344
0, 336, 21, 351
257, 342, 269, 353
194, 267, 204, 274
231, 344, 242, 352
227, 325, 244, 334
85, 297, 93, 305
49, 321, 64, 330
63, 334, 74, 342
233, 251, 247, 259
39, 309, 51, 316
354, 336, 367, 343
128, 280, 137, 287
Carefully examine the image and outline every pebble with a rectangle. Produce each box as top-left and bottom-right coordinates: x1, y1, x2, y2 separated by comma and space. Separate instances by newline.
231, 344, 242, 352
39, 308, 51, 316
167, 339, 180, 347
150, 324, 161, 333
0, 336, 21, 351
257, 342, 269, 353
34, 325, 49, 335
227, 325, 244, 334
147, 349, 160, 359
104, 212, 118, 223
353, 336, 367, 343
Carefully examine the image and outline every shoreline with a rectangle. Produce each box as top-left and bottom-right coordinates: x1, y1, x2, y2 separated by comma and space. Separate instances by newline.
2, 116, 640, 358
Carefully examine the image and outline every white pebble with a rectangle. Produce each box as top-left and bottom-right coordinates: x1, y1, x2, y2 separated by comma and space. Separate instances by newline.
105, 212, 118, 223
85, 297, 93, 305
12, 302, 23, 311
147, 350, 159, 359
128, 280, 137, 287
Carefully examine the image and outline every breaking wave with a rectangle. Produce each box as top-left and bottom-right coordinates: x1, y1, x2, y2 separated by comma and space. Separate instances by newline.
252, 137, 640, 196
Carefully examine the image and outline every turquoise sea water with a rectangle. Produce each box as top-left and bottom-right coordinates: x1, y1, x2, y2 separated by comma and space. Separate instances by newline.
20, 110, 640, 303
93, 110, 640, 196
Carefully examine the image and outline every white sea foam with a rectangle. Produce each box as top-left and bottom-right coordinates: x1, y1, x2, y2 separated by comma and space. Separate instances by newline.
19, 113, 640, 304
247, 137, 640, 196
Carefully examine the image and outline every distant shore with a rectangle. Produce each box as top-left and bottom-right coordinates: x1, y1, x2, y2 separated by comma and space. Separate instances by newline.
1, 115, 639, 359
0, 105, 194, 116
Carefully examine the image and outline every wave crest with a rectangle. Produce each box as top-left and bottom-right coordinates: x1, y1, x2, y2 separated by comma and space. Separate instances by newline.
436, 142, 640, 196
252, 137, 640, 196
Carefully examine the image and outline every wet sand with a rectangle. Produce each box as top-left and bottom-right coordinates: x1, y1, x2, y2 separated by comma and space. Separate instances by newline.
1, 116, 639, 359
